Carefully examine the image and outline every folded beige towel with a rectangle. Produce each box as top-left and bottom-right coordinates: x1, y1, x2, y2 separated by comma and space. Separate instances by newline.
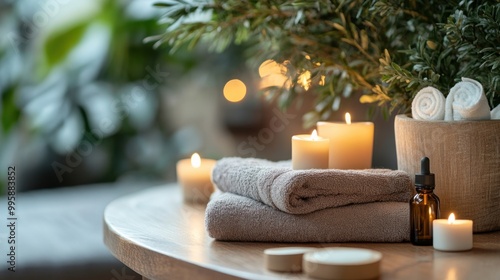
206, 192, 409, 242
211, 157, 412, 214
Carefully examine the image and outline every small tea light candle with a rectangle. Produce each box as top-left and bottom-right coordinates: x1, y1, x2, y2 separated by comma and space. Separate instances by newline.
433, 213, 473, 251
292, 129, 330, 170
176, 153, 216, 204
317, 113, 374, 169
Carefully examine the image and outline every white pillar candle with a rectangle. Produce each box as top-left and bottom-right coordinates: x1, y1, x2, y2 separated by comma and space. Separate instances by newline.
176, 153, 216, 204
433, 213, 473, 251
292, 130, 330, 170
317, 113, 374, 169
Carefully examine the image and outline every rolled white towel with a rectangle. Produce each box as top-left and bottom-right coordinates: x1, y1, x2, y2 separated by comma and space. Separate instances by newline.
445, 77, 491, 121
491, 104, 500, 120
411, 86, 446, 120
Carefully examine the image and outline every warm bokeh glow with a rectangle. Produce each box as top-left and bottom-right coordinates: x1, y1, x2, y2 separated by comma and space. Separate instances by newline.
223, 79, 246, 102
345, 113, 351, 124
448, 213, 456, 224
258, 59, 291, 90
298, 70, 311, 91
191, 153, 201, 168
259, 74, 291, 90
258, 59, 287, 77
311, 129, 318, 140
445, 267, 457, 280
319, 75, 326, 86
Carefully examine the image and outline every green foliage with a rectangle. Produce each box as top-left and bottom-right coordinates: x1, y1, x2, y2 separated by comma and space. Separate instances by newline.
151, 0, 500, 118
43, 22, 87, 76
0, 0, 178, 190
1, 87, 20, 133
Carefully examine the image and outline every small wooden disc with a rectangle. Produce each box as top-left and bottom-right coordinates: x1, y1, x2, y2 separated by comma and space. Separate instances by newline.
264, 247, 317, 272
303, 247, 382, 280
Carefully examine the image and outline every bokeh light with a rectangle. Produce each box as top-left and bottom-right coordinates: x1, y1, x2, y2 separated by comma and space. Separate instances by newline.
297, 70, 311, 91
258, 59, 291, 90
223, 79, 247, 102
258, 59, 287, 77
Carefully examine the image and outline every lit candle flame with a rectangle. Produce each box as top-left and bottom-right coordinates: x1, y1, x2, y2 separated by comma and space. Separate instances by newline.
448, 213, 455, 224
345, 112, 351, 124
311, 129, 319, 140
191, 153, 201, 168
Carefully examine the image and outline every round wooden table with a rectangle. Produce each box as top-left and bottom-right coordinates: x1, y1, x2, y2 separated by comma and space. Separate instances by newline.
103, 184, 500, 280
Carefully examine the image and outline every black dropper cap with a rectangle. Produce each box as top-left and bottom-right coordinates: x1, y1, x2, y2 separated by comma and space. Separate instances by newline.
415, 157, 435, 189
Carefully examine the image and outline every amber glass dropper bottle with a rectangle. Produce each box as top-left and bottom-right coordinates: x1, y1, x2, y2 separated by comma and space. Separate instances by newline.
410, 157, 440, 246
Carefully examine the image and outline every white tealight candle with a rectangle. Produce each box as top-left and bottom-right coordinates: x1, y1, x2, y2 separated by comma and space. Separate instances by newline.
433, 213, 473, 251
292, 130, 330, 170
176, 153, 216, 204
317, 113, 374, 169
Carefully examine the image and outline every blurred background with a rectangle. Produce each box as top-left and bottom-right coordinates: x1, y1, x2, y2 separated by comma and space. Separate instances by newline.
0, 0, 398, 194
0, 0, 397, 279
0, 0, 296, 193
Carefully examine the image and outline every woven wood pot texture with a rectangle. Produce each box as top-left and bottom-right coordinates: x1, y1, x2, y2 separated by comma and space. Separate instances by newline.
395, 115, 500, 232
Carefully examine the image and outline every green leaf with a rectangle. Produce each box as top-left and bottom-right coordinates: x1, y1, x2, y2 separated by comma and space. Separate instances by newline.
44, 22, 88, 69
1, 87, 20, 134
153, 2, 175, 7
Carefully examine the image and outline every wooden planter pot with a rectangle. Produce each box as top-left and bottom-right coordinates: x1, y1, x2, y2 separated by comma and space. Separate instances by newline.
395, 114, 500, 232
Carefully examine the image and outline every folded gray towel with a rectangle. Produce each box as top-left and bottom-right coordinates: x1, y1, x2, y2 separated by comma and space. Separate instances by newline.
206, 192, 409, 242
211, 157, 412, 214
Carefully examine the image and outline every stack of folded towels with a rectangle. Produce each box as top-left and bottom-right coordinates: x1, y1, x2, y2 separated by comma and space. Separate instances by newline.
205, 157, 413, 243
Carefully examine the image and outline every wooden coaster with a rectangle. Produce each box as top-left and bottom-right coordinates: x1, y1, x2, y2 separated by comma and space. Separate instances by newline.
303, 247, 382, 280
264, 247, 317, 272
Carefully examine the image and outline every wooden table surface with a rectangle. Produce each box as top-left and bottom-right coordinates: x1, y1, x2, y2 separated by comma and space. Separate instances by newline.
103, 184, 500, 280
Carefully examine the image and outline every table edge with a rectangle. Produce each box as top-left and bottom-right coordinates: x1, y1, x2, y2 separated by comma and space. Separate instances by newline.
103, 185, 276, 280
